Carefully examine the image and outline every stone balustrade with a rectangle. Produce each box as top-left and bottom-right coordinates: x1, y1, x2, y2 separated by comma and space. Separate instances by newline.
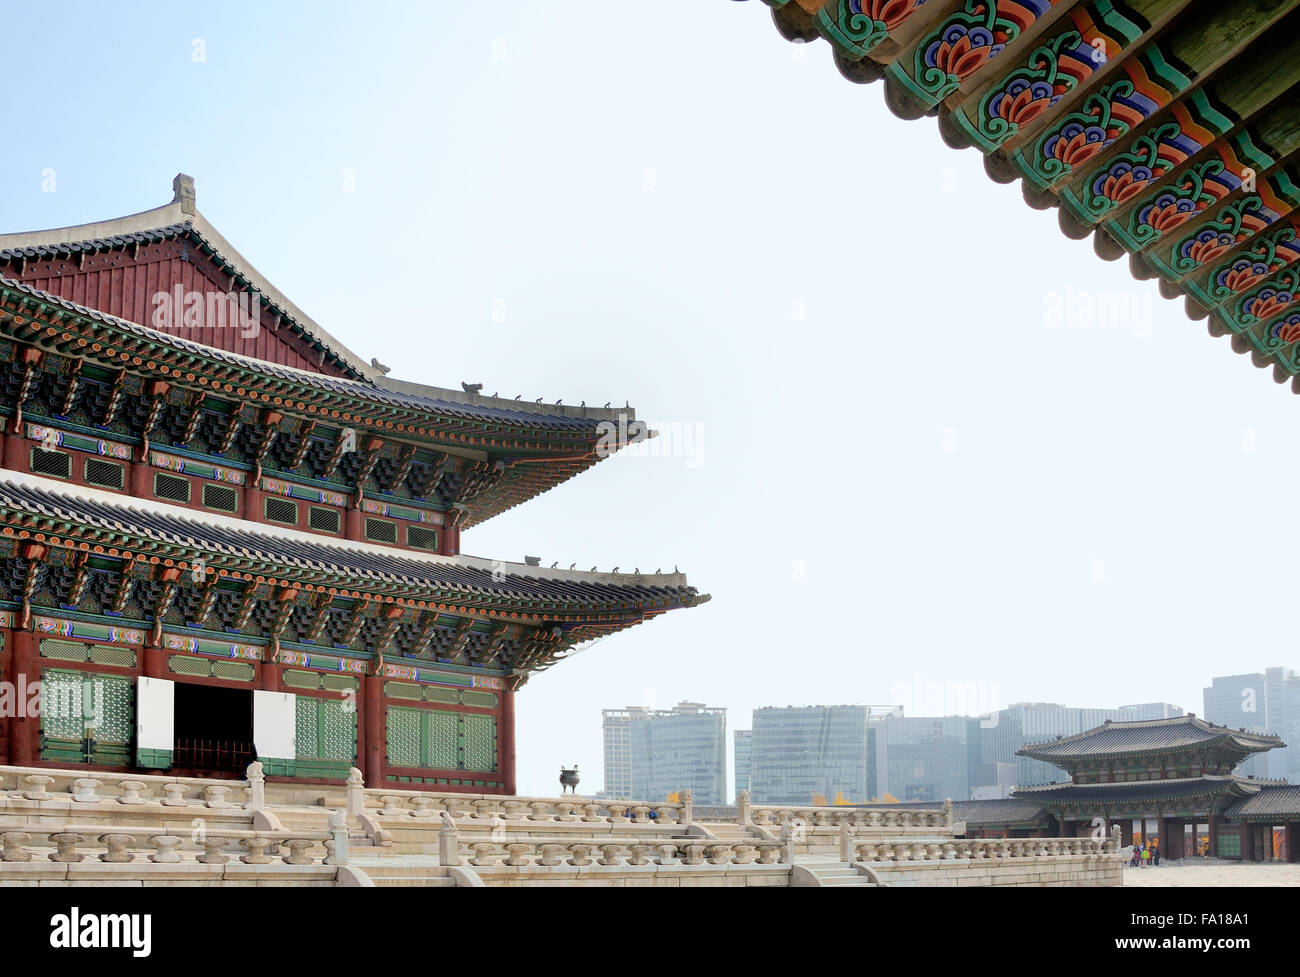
0, 766, 251, 808
749, 804, 952, 831
851, 836, 1117, 863
0, 823, 346, 866
456, 837, 786, 869
370, 790, 684, 825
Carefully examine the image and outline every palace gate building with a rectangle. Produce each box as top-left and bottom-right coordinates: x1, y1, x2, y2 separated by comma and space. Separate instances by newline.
1012, 714, 1300, 860
0, 175, 705, 793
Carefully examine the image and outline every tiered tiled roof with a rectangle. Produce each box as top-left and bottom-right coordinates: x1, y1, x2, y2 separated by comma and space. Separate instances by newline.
1224, 785, 1300, 820
1017, 715, 1284, 761
0, 472, 702, 620
1014, 774, 1262, 805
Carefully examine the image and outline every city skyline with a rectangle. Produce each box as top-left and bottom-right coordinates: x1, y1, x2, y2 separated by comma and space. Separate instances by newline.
597, 665, 1294, 801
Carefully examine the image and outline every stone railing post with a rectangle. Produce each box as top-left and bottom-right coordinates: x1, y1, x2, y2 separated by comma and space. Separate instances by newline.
780, 820, 795, 865
0, 832, 33, 862
737, 789, 750, 826
327, 809, 350, 866
244, 761, 265, 812
439, 811, 461, 867
346, 767, 365, 818
838, 821, 854, 862
680, 788, 694, 827
943, 798, 954, 828
21, 775, 53, 801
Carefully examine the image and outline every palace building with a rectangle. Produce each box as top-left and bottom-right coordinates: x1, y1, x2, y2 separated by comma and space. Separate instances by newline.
1009, 714, 1300, 860
0, 175, 705, 793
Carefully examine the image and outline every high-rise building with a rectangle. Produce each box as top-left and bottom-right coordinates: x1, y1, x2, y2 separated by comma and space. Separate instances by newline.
734, 729, 752, 799
749, 705, 897, 805
875, 713, 979, 803
1203, 668, 1300, 781
600, 702, 726, 804
629, 702, 726, 805
1117, 702, 1185, 722
599, 707, 645, 800
981, 703, 1127, 787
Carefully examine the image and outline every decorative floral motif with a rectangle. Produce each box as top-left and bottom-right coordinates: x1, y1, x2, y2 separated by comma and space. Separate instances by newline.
1238, 284, 1297, 326
1215, 258, 1272, 297
1172, 196, 1270, 275
911, 1, 1056, 104
1027, 51, 1185, 187
1271, 313, 1300, 345
818, 0, 931, 59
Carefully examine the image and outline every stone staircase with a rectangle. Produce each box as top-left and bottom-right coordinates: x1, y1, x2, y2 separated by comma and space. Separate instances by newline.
793, 857, 877, 887
350, 857, 456, 888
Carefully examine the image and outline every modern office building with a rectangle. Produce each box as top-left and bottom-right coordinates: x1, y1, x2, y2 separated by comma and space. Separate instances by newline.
979, 703, 1183, 788
1204, 668, 1300, 781
599, 707, 645, 800
734, 729, 752, 798
748, 705, 898, 805
600, 702, 726, 804
1118, 702, 1185, 722
874, 713, 980, 803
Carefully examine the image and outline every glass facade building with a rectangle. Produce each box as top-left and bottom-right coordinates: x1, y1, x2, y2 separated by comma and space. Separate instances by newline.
874, 714, 980, 803
748, 705, 898, 804
1203, 668, 1299, 781
734, 729, 752, 798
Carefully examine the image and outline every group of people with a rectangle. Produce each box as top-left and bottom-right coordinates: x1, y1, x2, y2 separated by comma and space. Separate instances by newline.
1128, 843, 1161, 867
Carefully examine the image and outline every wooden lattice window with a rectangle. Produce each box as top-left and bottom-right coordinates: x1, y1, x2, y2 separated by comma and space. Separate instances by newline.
84, 457, 125, 489
365, 518, 397, 544
153, 472, 191, 503
406, 525, 439, 551
31, 447, 71, 479
265, 497, 299, 525
202, 482, 239, 513
308, 506, 341, 534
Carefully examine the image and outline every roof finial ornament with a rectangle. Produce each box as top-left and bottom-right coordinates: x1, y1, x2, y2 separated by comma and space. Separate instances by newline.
172, 173, 197, 216
461, 381, 482, 394
371, 358, 392, 375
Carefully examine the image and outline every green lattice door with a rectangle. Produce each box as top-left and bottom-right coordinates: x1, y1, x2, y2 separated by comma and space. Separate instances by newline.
40, 668, 134, 766
386, 706, 497, 773
295, 695, 357, 779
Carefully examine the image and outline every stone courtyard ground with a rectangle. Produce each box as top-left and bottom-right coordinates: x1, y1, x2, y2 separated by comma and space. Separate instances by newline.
1121, 858, 1300, 886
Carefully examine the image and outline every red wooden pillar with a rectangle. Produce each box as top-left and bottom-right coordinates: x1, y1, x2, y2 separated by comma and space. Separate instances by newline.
2, 428, 28, 472
1208, 814, 1219, 857
345, 503, 363, 542
243, 481, 264, 524
441, 522, 460, 556
501, 687, 516, 795
9, 628, 38, 766
260, 649, 280, 693
362, 671, 384, 787
131, 451, 154, 500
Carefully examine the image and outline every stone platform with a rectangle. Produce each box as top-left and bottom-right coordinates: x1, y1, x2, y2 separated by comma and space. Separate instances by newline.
0, 766, 1123, 887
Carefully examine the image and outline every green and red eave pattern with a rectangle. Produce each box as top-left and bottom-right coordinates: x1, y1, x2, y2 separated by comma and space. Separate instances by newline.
758, 0, 1300, 390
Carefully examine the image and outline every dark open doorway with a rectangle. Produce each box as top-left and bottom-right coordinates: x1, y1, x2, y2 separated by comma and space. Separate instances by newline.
172, 682, 255, 775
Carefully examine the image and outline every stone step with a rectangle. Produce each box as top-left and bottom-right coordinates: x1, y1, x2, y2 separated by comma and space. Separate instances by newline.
371, 876, 457, 888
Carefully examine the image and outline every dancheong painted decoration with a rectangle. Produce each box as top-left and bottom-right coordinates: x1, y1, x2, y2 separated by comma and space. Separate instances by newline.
0, 175, 707, 793
755, 0, 1300, 387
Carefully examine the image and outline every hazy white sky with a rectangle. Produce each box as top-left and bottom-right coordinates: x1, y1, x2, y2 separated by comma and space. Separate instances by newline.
4, 2, 1297, 797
